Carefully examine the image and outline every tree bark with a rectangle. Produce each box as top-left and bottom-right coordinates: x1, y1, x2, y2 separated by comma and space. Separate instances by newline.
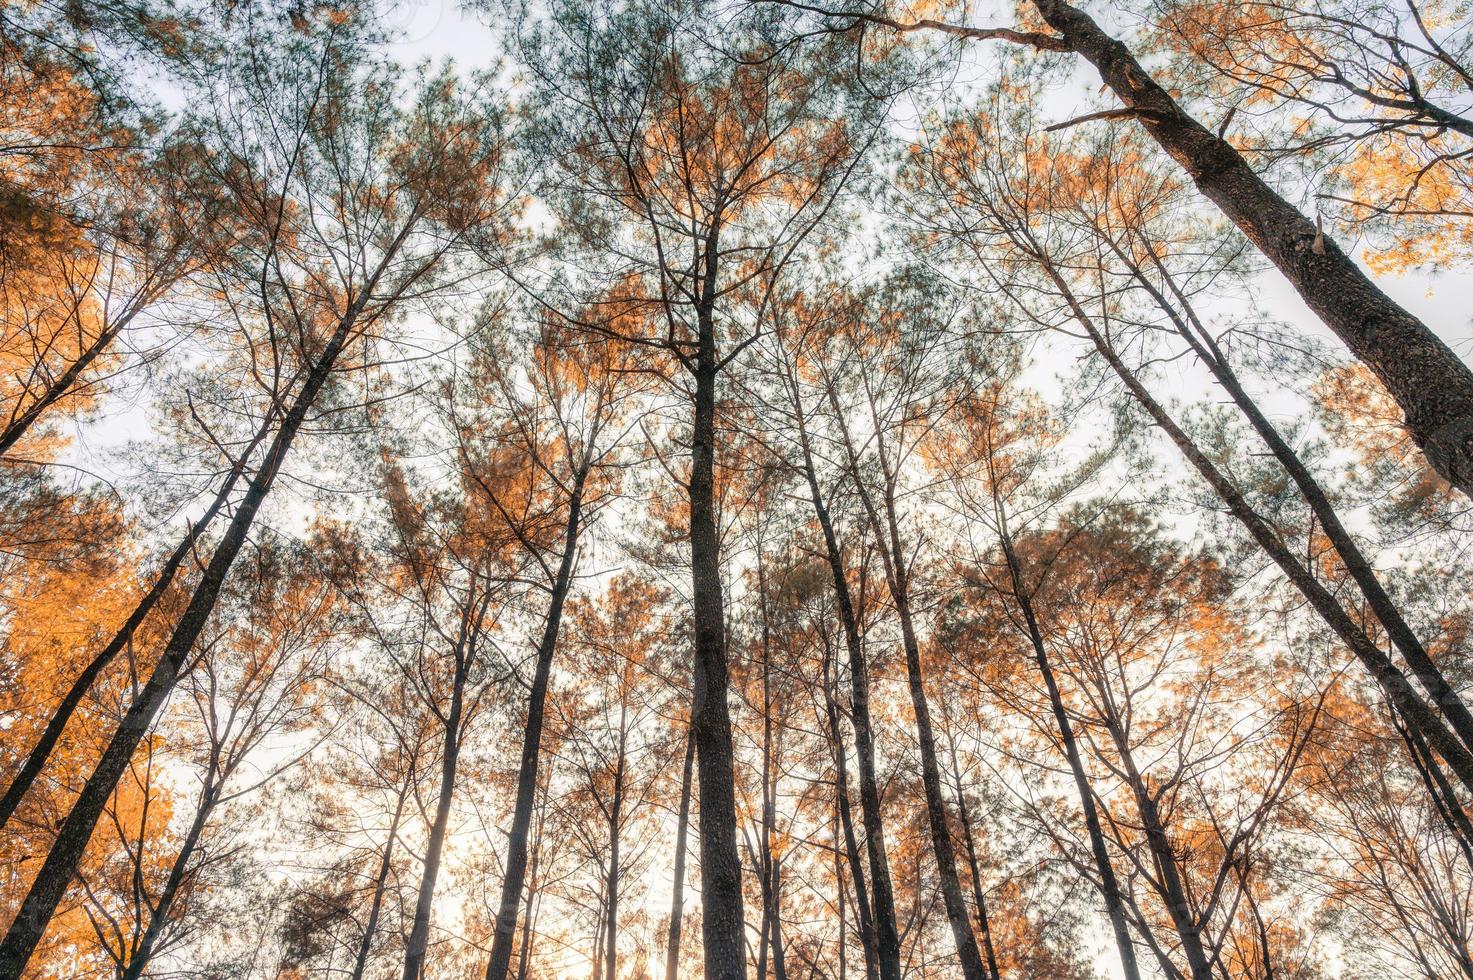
688, 350, 747, 980
832, 379, 988, 980
0, 406, 273, 831
821, 630, 880, 980
1027, 0, 1473, 497
0, 306, 359, 979
401, 641, 470, 980
484, 471, 588, 980
351, 782, 409, 980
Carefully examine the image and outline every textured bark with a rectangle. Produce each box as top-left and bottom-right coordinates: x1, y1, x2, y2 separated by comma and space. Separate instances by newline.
0, 308, 359, 978
1027, 0, 1473, 498
663, 727, 695, 980
688, 352, 747, 980
483, 473, 588, 980
822, 633, 881, 980
834, 381, 987, 980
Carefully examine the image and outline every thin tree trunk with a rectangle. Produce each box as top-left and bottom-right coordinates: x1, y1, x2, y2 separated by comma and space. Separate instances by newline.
401, 650, 469, 980
830, 378, 987, 980
1124, 243, 1473, 762
604, 699, 628, 980
1103, 721, 1212, 979
784, 356, 902, 980
0, 305, 360, 978
943, 724, 1001, 980
119, 753, 222, 980
0, 311, 132, 460
484, 471, 588, 980
664, 725, 695, 980
351, 782, 410, 980
994, 508, 1143, 980
1027, 0, 1473, 496
821, 631, 880, 980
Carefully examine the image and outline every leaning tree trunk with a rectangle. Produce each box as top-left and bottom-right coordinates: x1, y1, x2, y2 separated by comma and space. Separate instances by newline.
0, 306, 360, 978
995, 513, 1144, 980
402, 649, 469, 980
0, 407, 274, 831
1033, 253, 1473, 796
484, 471, 588, 980
351, 782, 409, 980
789, 366, 903, 980
1027, 0, 1473, 497
1120, 245, 1473, 762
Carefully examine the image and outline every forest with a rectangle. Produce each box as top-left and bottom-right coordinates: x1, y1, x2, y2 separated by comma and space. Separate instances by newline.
3, 0, 1473, 976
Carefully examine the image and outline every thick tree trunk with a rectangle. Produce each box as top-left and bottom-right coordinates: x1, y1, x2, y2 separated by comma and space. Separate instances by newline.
788, 368, 902, 980
484, 472, 588, 980
351, 783, 409, 980
0, 309, 358, 979
688, 353, 747, 980
1028, 0, 1473, 497
0, 407, 273, 831
664, 726, 695, 980
401, 654, 468, 980
995, 514, 1144, 980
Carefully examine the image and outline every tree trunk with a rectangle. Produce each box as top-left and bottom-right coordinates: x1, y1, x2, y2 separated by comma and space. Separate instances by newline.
1033, 255, 1473, 796
787, 363, 902, 980
944, 724, 1001, 980
0, 308, 359, 979
1125, 246, 1473, 763
834, 381, 987, 980
688, 340, 746, 980
484, 471, 588, 980
821, 631, 880, 980
401, 650, 469, 980
1027, 0, 1473, 497
603, 719, 625, 980
664, 726, 695, 980
0, 405, 273, 831
351, 782, 409, 980
995, 511, 1143, 980
119, 757, 222, 980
